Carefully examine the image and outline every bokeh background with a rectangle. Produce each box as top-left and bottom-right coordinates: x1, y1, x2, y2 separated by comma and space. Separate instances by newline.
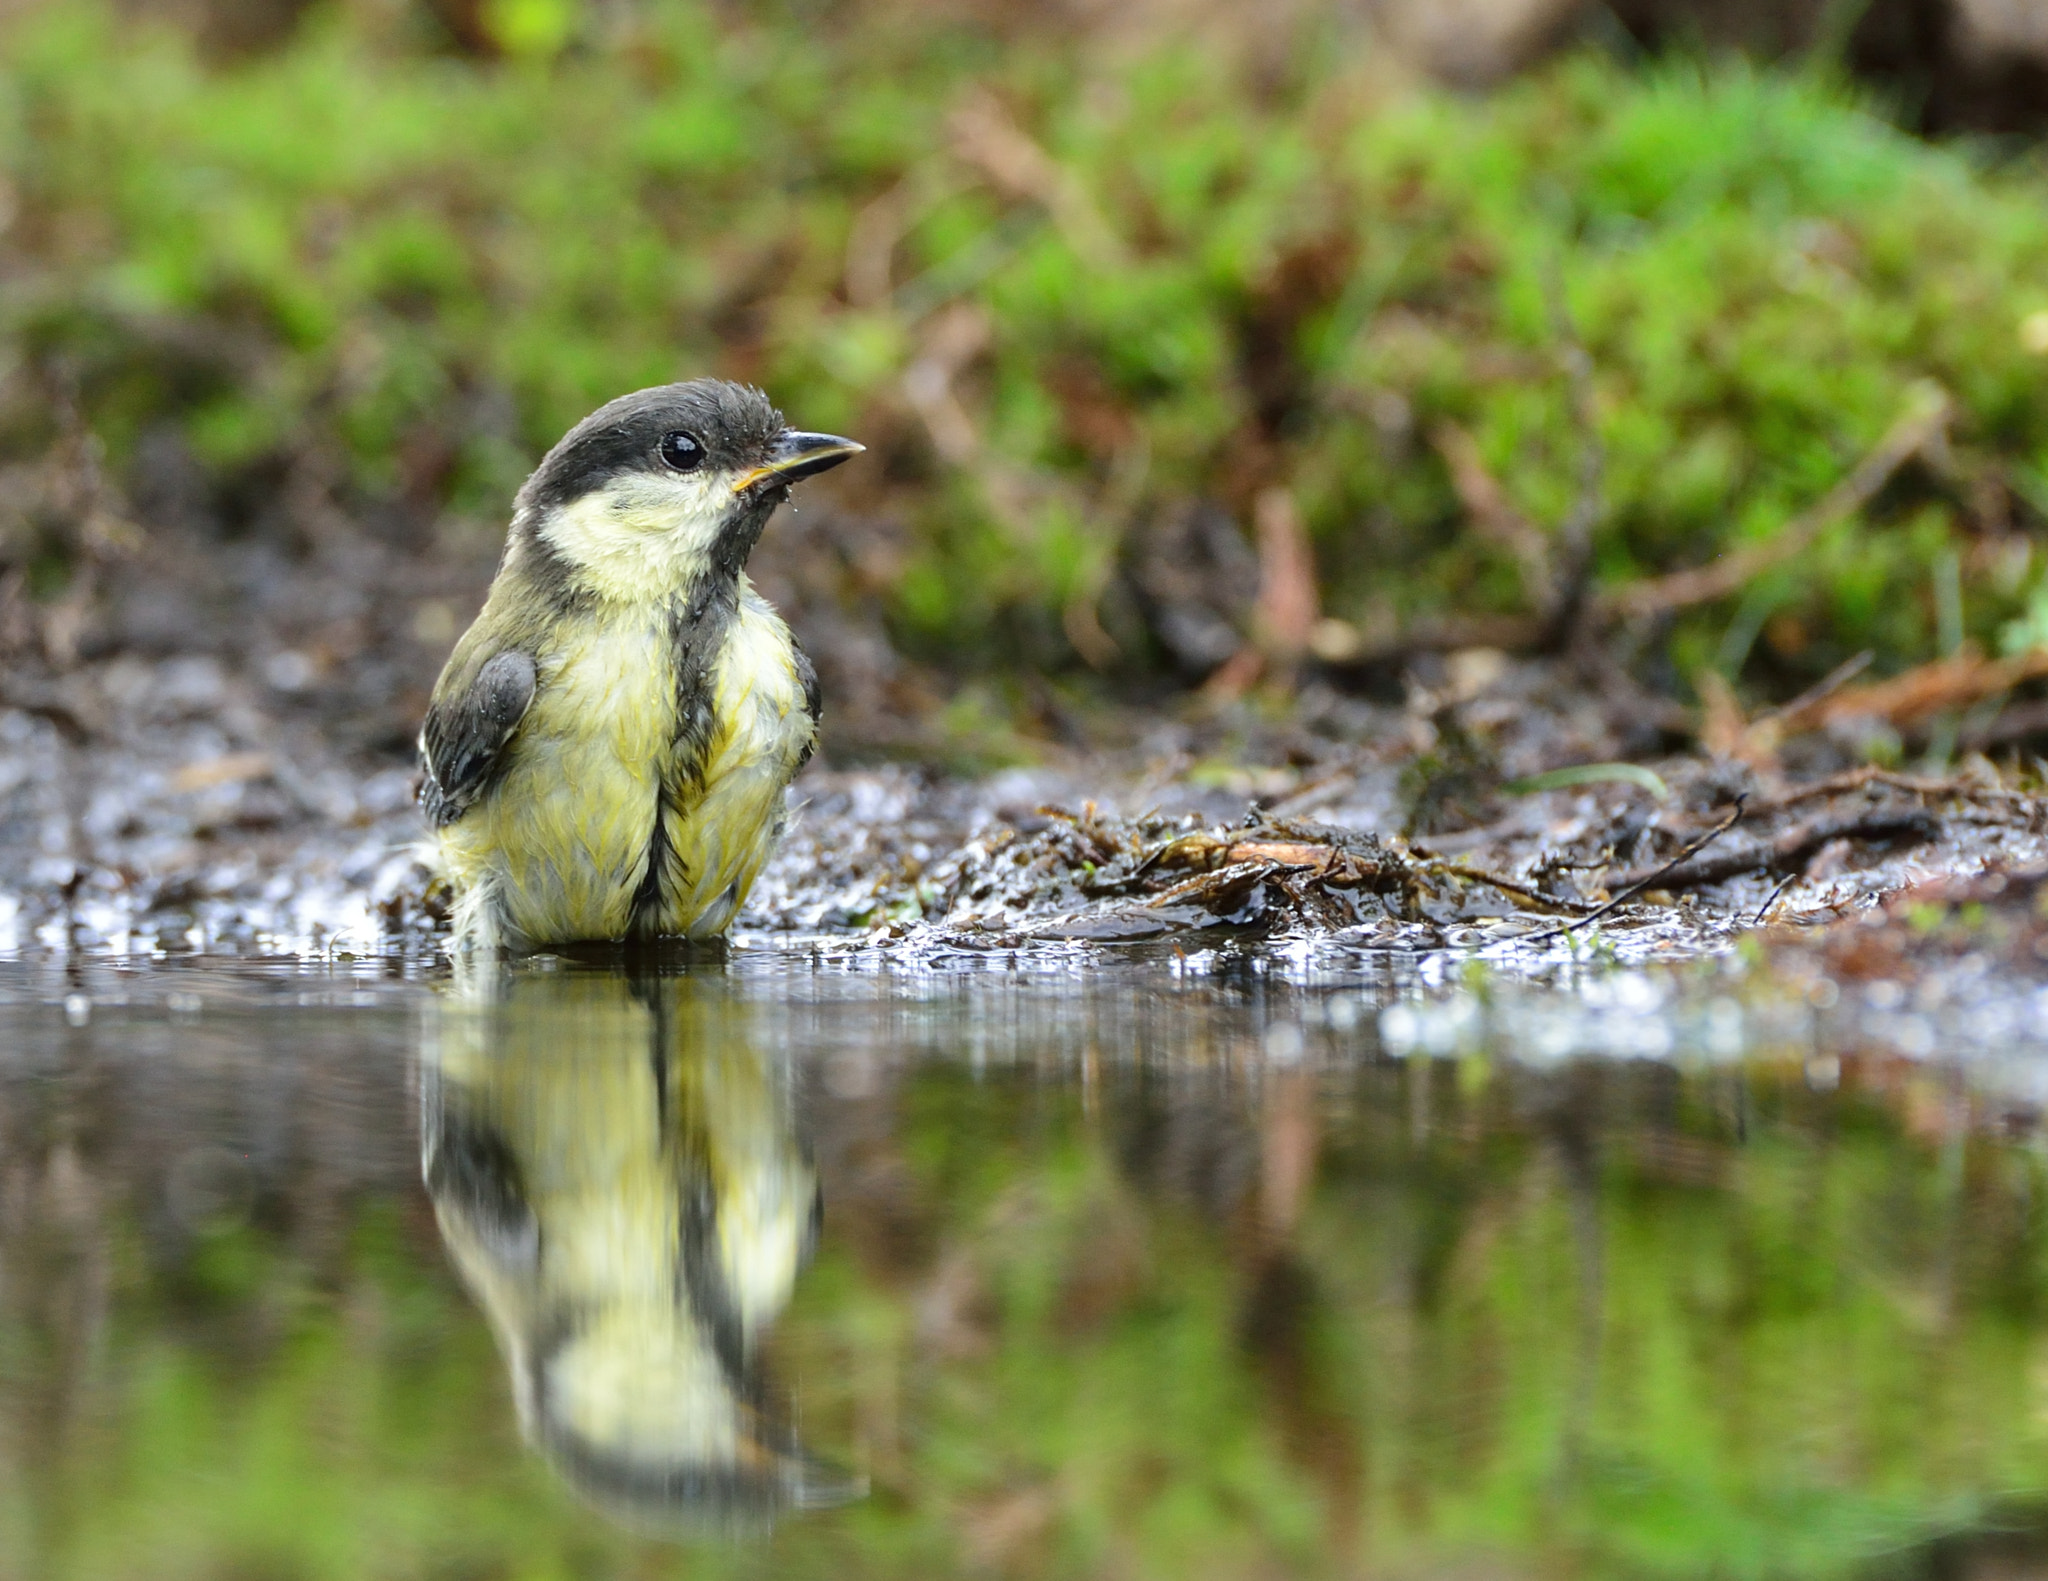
2, 0, 2047, 765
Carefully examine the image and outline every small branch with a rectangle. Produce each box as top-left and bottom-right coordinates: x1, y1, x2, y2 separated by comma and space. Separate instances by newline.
1758, 648, 1874, 727
1695, 669, 1756, 765
1251, 486, 1318, 663
1428, 268, 1605, 652
947, 88, 1128, 271
1522, 797, 1747, 945
1204, 488, 1323, 698
1746, 765, 2033, 815
1963, 697, 2048, 752
845, 176, 917, 310
1141, 859, 1279, 911
1321, 612, 1548, 669
900, 302, 994, 467
1695, 643, 2039, 770
1612, 809, 1935, 893
1424, 861, 1596, 916
1540, 263, 1603, 649
1601, 382, 1953, 622
1753, 872, 1797, 925
1336, 385, 1947, 674
1796, 645, 2048, 732
1062, 593, 1121, 671
1433, 422, 1554, 600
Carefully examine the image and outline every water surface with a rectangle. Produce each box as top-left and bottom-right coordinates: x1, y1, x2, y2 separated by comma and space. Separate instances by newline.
4, 948, 2047, 1581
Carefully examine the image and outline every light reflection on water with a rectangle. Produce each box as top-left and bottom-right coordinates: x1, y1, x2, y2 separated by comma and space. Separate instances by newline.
3, 950, 2048, 1580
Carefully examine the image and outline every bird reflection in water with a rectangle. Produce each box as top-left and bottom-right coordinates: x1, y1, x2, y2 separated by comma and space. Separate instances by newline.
418, 962, 860, 1534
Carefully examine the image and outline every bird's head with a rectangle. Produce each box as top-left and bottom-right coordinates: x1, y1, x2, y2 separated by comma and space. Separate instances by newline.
512, 380, 861, 602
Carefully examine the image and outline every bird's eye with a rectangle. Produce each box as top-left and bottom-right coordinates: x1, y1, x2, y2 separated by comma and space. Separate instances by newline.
658, 431, 704, 472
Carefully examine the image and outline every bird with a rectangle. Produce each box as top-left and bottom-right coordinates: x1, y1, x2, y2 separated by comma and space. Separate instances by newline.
418, 380, 861, 951
421, 968, 859, 1531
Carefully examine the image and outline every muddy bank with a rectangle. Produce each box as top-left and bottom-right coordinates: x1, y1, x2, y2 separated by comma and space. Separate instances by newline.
5, 624, 2045, 966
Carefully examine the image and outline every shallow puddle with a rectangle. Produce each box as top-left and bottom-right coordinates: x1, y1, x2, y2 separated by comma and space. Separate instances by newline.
5, 949, 2048, 1580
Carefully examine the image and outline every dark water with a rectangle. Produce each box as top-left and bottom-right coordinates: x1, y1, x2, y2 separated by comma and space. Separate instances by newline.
6, 949, 2048, 1581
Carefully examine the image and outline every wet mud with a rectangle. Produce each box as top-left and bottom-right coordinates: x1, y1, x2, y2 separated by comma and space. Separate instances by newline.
6, 613, 2047, 1063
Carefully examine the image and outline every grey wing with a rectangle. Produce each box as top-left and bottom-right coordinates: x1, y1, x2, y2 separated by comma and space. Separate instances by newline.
419, 650, 537, 828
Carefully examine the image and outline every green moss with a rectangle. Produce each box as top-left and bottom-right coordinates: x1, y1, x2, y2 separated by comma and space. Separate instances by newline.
5, 4, 2048, 701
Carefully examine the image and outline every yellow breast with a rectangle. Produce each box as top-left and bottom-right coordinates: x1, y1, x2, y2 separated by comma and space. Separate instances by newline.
436, 579, 813, 948
645, 586, 815, 938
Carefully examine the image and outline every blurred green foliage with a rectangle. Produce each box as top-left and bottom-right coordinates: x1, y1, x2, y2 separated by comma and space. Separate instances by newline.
14, 1052, 2048, 1580
3, 0, 2048, 696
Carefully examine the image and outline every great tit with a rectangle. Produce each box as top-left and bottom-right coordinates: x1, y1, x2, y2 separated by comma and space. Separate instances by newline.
418, 381, 860, 950
420, 968, 858, 1531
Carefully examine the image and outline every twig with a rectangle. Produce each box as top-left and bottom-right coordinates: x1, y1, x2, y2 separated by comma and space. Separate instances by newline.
1264, 769, 1361, 819
1963, 697, 2048, 752
1426, 861, 1596, 917
1339, 376, 1943, 666
1522, 797, 1746, 946
1429, 269, 1605, 650
845, 178, 913, 310
1141, 860, 1278, 911
1432, 423, 1554, 601
1798, 646, 2048, 731
1320, 612, 1548, 669
1757, 649, 1874, 726
1746, 764, 2031, 815
1695, 669, 1755, 764
1251, 486, 1318, 663
1614, 809, 1935, 892
1753, 872, 1797, 926
901, 302, 993, 466
1202, 487, 1323, 698
948, 88, 1127, 271
1541, 262, 1603, 649
1601, 383, 1952, 621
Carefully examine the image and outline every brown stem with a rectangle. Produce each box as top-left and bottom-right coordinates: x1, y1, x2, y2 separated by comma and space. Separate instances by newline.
1601, 383, 1952, 622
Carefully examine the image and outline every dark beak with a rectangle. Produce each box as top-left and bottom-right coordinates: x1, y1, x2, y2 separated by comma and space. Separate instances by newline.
731, 430, 864, 494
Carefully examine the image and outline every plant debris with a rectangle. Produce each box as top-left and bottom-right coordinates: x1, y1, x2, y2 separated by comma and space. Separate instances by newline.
5, 623, 2048, 965
755, 756, 2047, 960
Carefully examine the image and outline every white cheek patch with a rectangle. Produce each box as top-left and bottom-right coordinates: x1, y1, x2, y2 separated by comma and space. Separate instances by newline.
538, 470, 739, 601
